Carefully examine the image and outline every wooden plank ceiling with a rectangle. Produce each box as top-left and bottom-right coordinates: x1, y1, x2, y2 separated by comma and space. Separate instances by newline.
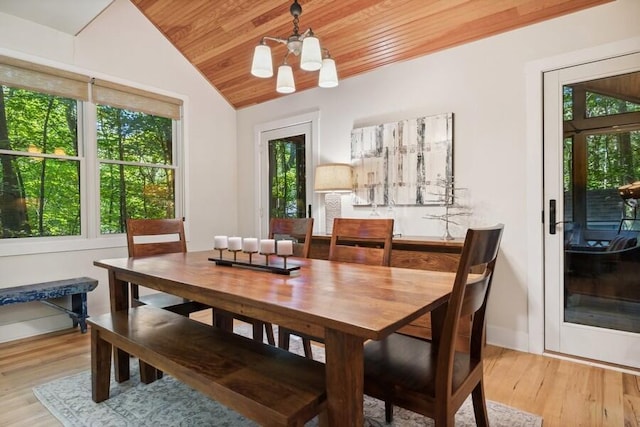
131, 0, 612, 109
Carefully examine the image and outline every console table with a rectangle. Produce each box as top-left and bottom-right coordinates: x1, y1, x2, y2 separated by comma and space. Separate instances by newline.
309, 235, 469, 348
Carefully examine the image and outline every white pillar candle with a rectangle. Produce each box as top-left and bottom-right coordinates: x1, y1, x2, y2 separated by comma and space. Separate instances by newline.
243, 237, 259, 253
214, 235, 228, 249
228, 236, 242, 251
277, 240, 293, 256
260, 238, 275, 254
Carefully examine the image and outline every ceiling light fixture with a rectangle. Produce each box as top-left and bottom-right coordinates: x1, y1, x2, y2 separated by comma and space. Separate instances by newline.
250, 0, 338, 94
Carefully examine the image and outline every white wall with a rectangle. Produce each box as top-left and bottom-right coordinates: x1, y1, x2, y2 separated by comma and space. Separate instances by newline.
0, 0, 237, 342
236, 0, 640, 352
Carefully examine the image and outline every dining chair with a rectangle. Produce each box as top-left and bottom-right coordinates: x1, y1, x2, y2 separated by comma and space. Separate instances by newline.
126, 218, 209, 316
270, 217, 314, 258
218, 217, 315, 347
362, 224, 504, 426
264, 218, 315, 354
279, 217, 394, 359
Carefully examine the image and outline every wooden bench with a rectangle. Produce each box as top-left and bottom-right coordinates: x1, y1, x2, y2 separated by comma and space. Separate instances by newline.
88, 305, 327, 427
0, 277, 98, 333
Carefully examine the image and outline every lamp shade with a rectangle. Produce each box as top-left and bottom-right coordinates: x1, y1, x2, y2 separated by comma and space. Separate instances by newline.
314, 163, 352, 192
276, 64, 295, 93
300, 35, 322, 71
318, 57, 338, 88
251, 44, 273, 78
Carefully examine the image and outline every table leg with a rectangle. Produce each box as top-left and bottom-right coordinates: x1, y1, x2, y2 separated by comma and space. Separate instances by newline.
323, 329, 365, 426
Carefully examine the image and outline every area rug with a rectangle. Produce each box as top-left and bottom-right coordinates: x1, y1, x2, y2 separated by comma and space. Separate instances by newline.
33, 326, 542, 427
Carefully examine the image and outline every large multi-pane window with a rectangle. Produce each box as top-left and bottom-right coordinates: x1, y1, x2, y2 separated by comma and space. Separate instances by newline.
97, 106, 175, 234
0, 87, 81, 238
0, 56, 182, 242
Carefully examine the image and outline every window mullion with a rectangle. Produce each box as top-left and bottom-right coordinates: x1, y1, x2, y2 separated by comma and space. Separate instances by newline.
83, 101, 99, 239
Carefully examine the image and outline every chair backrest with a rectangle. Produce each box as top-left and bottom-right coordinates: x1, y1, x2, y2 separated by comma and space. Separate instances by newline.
435, 224, 503, 395
269, 218, 314, 258
126, 218, 187, 257
328, 218, 394, 266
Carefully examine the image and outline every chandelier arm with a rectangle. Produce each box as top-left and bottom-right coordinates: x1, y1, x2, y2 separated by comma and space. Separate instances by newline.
299, 28, 311, 39
262, 36, 288, 46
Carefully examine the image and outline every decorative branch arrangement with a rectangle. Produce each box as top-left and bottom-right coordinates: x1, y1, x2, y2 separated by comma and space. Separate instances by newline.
422, 175, 471, 240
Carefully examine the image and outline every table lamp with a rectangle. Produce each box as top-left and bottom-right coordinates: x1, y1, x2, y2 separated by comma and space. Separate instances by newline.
314, 163, 353, 233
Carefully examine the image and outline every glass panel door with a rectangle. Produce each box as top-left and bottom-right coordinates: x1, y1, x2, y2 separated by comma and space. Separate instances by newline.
544, 53, 640, 368
258, 121, 313, 237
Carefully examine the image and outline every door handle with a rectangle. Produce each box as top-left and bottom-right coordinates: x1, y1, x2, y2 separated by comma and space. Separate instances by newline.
549, 199, 572, 234
549, 199, 557, 234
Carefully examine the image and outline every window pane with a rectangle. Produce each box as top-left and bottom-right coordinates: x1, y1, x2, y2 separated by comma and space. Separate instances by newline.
0, 154, 80, 238
563, 86, 573, 120
586, 131, 640, 229
268, 135, 306, 218
1, 85, 80, 239
100, 164, 175, 234
97, 105, 172, 165
586, 91, 640, 118
2, 86, 78, 156
563, 137, 573, 222
97, 104, 176, 235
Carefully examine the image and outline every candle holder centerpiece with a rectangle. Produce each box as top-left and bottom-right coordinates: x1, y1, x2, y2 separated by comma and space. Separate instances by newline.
209, 236, 300, 275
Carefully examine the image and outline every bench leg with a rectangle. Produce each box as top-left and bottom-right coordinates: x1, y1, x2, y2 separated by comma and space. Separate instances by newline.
114, 347, 130, 383
139, 359, 160, 384
71, 292, 89, 333
91, 328, 112, 403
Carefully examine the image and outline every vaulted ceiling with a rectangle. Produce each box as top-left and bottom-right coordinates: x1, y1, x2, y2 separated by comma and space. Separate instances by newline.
130, 0, 611, 109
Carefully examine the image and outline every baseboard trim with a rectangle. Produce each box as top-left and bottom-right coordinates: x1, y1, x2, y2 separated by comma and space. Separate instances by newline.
486, 324, 529, 353
0, 314, 72, 343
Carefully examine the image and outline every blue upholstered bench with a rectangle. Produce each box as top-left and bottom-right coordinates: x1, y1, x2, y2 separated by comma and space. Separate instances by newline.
0, 277, 98, 333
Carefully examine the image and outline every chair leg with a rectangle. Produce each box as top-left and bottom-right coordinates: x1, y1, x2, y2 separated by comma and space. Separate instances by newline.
384, 401, 393, 423
302, 337, 313, 359
265, 323, 276, 346
278, 328, 291, 350
251, 321, 264, 343
471, 381, 490, 427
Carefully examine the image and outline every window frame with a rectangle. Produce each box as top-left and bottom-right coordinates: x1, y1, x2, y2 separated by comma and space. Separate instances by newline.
0, 56, 185, 256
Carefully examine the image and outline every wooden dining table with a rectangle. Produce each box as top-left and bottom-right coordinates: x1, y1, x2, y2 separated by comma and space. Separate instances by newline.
94, 250, 457, 426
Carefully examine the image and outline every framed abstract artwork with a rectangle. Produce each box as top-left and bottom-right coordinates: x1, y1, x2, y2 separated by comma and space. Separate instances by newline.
350, 113, 453, 206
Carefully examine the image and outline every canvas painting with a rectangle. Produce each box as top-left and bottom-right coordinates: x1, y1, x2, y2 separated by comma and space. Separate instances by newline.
350, 113, 453, 206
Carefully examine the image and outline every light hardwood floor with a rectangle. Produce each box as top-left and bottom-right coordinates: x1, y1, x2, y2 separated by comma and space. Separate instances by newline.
0, 310, 638, 427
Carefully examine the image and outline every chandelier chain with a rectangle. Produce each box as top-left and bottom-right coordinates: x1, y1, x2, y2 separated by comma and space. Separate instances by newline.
292, 14, 299, 36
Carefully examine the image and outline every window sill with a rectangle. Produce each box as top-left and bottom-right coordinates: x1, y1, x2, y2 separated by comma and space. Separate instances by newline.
0, 235, 126, 257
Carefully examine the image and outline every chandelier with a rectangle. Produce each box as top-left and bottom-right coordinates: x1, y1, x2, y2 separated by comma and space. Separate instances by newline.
250, 0, 338, 94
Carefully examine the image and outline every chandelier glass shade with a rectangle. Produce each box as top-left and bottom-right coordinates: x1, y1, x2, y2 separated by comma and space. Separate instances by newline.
250, 0, 338, 93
